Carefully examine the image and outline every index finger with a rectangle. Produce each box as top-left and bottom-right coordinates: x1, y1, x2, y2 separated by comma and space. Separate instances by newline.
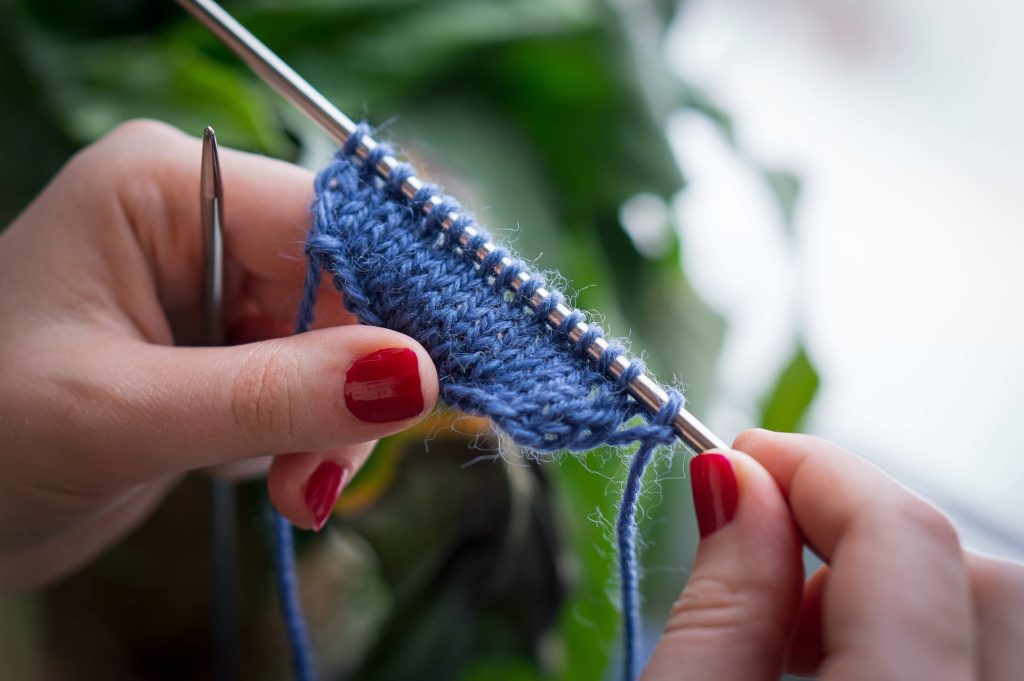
78, 119, 316, 285
734, 429, 975, 680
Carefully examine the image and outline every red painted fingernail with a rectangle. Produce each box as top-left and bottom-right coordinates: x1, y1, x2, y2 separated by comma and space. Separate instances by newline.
303, 461, 347, 531
690, 453, 739, 539
344, 348, 424, 423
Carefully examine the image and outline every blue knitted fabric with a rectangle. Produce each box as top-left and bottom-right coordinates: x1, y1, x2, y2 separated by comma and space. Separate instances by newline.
279, 124, 683, 681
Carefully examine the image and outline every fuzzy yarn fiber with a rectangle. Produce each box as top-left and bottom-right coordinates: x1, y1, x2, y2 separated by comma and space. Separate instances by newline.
274, 125, 683, 681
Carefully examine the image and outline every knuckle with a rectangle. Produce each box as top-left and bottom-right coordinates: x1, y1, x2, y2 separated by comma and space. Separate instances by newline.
64, 119, 182, 190
893, 499, 961, 551
105, 118, 181, 145
230, 343, 301, 443
731, 428, 760, 452
663, 575, 762, 640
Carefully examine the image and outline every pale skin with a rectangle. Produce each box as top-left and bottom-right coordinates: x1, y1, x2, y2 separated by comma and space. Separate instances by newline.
1, 121, 1021, 678
645, 431, 1024, 680
0, 120, 441, 588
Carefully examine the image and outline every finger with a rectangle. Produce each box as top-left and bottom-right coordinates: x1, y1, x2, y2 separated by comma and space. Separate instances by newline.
226, 304, 291, 345
8, 119, 316, 348
643, 450, 804, 681
203, 456, 273, 481
81, 325, 438, 478
0, 476, 178, 590
68, 119, 317, 287
788, 554, 1024, 679
734, 429, 976, 680
966, 553, 1024, 681
87, 121, 360, 342
785, 565, 828, 677
245, 275, 357, 330
219, 277, 354, 349
267, 441, 375, 531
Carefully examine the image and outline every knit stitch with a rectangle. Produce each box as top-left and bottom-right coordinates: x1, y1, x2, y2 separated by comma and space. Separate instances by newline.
276, 124, 683, 681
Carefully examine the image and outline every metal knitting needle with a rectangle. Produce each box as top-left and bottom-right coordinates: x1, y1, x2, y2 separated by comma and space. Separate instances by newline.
201, 126, 226, 345
201, 126, 240, 681
176, 0, 727, 454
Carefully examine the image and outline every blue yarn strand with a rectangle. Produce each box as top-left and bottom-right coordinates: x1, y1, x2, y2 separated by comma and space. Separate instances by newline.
271, 508, 315, 681
617, 441, 655, 681
273, 124, 683, 680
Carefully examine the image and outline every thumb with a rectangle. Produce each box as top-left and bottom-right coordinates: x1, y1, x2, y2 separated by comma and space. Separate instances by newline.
643, 450, 804, 681
112, 325, 438, 476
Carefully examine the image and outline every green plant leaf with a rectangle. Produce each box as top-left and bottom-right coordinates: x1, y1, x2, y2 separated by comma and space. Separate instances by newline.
762, 168, 801, 236
759, 344, 820, 433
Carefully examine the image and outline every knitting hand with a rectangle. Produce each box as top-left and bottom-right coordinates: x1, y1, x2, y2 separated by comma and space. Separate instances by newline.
644, 429, 1024, 680
0, 121, 439, 590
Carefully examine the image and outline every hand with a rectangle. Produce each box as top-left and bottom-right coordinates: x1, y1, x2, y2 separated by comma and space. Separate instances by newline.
644, 429, 1024, 680
0, 120, 439, 590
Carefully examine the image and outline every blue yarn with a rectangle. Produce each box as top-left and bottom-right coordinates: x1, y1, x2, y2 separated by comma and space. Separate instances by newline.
615, 390, 682, 681
272, 124, 683, 681
271, 508, 315, 681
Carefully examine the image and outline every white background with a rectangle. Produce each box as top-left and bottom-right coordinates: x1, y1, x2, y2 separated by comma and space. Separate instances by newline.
664, 0, 1024, 559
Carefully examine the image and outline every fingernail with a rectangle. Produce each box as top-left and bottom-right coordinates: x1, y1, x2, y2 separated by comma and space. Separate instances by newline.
303, 461, 347, 531
690, 453, 739, 539
344, 348, 424, 423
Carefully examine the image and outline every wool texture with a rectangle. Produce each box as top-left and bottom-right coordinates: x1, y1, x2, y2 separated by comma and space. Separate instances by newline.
274, 124, 683, 681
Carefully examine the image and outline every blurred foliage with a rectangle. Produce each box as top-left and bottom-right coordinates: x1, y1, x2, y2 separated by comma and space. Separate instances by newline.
760, 345, 820, 434
762, 169, 802, 235
0, 0, 817, 679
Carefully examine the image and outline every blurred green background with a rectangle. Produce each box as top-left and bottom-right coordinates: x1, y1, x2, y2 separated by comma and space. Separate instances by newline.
0, 0, 816, 679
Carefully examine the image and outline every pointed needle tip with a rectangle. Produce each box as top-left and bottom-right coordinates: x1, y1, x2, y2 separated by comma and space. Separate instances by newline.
200, 126, 223, 199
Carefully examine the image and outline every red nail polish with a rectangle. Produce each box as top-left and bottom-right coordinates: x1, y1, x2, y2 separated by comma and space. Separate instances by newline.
690, 453, 739, 539
303, 461, 346, 531
344, 348, 424, 423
